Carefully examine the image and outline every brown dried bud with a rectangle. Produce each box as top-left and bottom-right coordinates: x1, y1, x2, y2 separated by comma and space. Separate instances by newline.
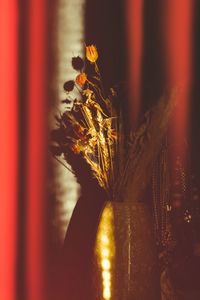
63, 80, 74, 92
72, 56, 84, 71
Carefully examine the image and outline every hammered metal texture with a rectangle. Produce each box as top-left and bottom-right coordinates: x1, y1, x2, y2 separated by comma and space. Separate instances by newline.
94, 201, 160, 300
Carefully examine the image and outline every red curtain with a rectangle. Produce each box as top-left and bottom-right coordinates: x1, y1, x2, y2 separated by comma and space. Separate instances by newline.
26, 0, 47, 299
0, 0, 47, 299
127, 0, 144, 126
0, 2, 18, 300
127, 0, 193, 129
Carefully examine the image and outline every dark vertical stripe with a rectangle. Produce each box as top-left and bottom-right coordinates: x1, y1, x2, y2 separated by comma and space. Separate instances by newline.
141, 0, 166, 115
85, 0, 127, 91
190, 0, 200, 177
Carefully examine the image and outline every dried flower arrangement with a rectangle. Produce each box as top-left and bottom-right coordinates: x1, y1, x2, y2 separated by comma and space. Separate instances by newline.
50, 45, 128, 199
50, 44, 175, 201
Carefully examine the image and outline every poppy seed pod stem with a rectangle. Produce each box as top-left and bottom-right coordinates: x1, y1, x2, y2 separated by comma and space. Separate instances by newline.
74, 84, 83, 97
93, 63, 106, 99
95, 62, 100, 75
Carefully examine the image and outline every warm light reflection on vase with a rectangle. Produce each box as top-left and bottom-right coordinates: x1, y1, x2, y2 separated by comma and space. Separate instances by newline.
95, 203, 115, 300
94, 201, 160, 300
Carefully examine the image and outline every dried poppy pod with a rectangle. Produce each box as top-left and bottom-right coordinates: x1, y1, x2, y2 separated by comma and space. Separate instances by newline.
63, 80, 74, 92
86, 45, 98, 63
76, 73, 87, 86
72, 56, 84, 71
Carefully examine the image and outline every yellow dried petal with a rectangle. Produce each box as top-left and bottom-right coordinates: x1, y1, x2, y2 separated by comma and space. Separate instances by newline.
86, 45, 98, 63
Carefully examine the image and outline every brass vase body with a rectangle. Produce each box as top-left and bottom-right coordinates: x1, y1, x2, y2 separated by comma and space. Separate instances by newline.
94, 200, 160, 300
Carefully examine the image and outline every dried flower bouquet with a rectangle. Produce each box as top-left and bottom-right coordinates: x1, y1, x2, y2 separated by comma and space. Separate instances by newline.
51, 45, 176, 201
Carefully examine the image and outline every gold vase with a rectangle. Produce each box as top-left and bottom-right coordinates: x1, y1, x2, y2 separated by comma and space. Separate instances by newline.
94, 200, 160, 300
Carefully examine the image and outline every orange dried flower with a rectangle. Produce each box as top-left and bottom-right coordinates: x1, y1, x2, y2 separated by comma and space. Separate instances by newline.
71, 143, 81, 154
86, 45, 98, 63
75, 73, 87, 86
